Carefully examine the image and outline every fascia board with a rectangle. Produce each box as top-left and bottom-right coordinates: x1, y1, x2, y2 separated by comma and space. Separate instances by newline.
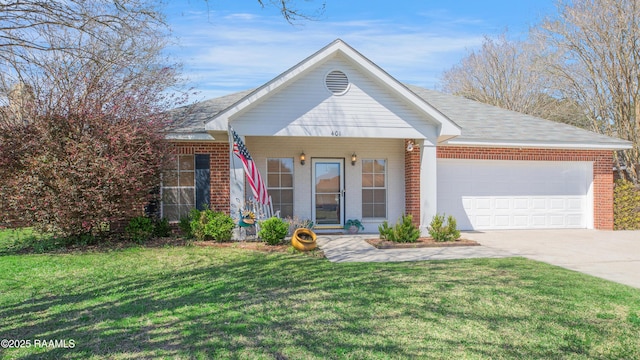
443, 139, 633, 150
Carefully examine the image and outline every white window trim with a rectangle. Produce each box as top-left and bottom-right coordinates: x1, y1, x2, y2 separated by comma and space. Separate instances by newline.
266, 157, 294, 218
161, 155, 196, 221
361, 158, 388, 220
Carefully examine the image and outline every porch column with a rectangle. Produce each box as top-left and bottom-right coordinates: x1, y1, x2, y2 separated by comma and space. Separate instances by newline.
404, 139, 421, 226
420, 143, 437, 236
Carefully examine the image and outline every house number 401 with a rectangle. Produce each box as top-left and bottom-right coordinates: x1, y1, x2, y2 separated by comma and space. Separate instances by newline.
331, 130, 342, 136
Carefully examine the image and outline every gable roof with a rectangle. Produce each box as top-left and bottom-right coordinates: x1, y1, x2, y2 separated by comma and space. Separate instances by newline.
406, 85, 631, 149
202, 39, 461, 140
167, 39, 631, 150
168, 84, 631, 150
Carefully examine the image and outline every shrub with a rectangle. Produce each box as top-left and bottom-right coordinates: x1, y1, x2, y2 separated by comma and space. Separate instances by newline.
428, 214, 461, 242
391, 214, 421, 243
614, 179, 640, 230
153, 218, 172, 238
259, 217, 289, 245
445, 216, 461, 240
378, 214, 421, 243
178, 216, 192, 238
0, 112, 169, 239
179, 209, 200, 238
190, 209, 235, 242
125, 216, 154, 244
378, 221, 393, 240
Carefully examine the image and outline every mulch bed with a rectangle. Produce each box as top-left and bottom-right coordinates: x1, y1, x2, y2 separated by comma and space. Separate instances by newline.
366, 237, 480, 249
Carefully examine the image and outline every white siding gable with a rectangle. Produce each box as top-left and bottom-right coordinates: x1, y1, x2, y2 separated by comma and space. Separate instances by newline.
230, 54, 440, 143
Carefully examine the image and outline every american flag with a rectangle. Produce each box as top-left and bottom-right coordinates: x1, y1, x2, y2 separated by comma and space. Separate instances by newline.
231, 128, 270, 205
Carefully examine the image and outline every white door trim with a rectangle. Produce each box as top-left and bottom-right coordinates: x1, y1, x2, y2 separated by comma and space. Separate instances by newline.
312, 158, 345, 228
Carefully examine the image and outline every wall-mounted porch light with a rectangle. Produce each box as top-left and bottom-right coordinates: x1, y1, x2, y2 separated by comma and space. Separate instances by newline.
351, 153, 357, 166
300, 151, 306, 165
406, 140, 415, 152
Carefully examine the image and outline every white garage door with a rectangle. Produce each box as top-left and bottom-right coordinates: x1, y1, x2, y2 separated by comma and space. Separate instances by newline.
437, 159, 593, 230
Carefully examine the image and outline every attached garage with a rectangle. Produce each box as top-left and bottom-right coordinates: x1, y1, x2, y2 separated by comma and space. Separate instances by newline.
437, 159, 593, 230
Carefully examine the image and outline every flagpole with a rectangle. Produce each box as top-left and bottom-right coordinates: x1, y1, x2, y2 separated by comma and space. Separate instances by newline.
228, 124, 238, 183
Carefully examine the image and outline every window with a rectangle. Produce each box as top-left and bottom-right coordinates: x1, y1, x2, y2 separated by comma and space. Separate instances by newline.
362, 159, 386, 218
162, 155, 195, 222
267, 158, 294, 218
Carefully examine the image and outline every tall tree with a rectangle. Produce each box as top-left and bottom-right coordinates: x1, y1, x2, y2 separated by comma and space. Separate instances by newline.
440, 34, 589, 128
0, 1, 178, 236
534, 0, 640, 183
0, 1, 325, 236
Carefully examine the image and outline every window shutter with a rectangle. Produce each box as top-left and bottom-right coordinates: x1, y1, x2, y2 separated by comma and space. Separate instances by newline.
195, 154, 210, 210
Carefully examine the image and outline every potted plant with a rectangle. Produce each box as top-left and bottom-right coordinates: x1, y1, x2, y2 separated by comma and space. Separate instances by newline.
344, 219, 365, 234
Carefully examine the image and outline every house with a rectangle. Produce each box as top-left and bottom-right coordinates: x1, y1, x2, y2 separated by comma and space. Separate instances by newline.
165, 39, 631, 233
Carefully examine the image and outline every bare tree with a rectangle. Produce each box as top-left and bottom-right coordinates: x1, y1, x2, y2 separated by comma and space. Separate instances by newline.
0, 0, 325, 235
440, 34, 589, 128
534, 0, 640, 183
257, 0, 326, 22
0, 1, 179, 236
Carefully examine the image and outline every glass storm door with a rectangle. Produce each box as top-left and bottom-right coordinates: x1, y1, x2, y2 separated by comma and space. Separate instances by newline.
312, 159, 344, 227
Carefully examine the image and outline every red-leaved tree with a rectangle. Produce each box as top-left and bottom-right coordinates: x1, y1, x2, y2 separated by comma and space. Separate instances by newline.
0, 0, 180, 237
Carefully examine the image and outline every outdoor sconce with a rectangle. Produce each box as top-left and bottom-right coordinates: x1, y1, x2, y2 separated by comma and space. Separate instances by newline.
300, 151, 306, 166
351, 153, 357, 166
406, 140, 415, 152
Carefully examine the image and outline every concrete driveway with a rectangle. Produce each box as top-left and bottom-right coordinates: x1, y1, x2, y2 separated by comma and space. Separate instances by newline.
464, 230, 640, 289
317, 230, 640, 289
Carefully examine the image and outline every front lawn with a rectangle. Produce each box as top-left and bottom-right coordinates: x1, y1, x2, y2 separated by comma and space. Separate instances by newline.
1, 237, 639, 359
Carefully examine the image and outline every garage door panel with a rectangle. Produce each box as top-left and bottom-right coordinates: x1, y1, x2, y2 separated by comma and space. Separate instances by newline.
532, 199, 546, 210
567, 214, 583, 226
514, 215, 528, 226
495, 215, 510, 226
437, 160, 592, 230
550, 199, 565, 209
495, 198, 510, 209
568, 198, 583, 210
514, 198, 528, 210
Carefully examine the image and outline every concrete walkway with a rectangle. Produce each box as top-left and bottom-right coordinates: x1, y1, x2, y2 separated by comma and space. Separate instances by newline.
316, 234, 513, 263
316, 230, 640, 289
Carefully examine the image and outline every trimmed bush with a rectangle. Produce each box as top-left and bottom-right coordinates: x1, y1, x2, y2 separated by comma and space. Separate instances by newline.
179, 209, 199, 238
428, 214, 461, 242
190, 209, 235, 242
614, 179, 640, 230
378, 214, 420, 243
153, 218, 172, 237
259, 217, 289, 245
378, 221, 393, 240
125, 216, 154, 244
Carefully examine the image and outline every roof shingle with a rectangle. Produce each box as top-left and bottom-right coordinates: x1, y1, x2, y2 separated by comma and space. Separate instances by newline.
168, 85, 631, 149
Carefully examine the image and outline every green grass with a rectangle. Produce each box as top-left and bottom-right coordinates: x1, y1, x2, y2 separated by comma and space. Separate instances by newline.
0, 228, 75, 255
0, 232, 639, 359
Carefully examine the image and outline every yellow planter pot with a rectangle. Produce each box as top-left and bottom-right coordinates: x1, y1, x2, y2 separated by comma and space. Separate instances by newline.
291, 228, 317, 251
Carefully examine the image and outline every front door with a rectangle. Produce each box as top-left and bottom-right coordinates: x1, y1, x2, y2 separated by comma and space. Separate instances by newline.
312, 159, 344, 228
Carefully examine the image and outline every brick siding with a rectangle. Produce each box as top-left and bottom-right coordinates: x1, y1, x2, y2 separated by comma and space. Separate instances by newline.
169, 141, 231, 214
404, 139, 421, 225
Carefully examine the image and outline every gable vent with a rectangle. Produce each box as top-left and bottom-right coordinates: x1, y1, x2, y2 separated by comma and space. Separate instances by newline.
325, 70, 349, 95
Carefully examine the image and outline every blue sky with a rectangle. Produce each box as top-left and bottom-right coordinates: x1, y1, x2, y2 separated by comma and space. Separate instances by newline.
165, 1, 557, 101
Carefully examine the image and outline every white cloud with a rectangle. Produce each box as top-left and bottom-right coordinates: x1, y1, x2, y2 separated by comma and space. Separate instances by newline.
167, 11, 487, 100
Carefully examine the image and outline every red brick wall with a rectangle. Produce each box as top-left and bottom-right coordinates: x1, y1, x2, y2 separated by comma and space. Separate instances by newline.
169, 141, 230, 214
404, 140, 421, 225
437, 146, 614, 230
